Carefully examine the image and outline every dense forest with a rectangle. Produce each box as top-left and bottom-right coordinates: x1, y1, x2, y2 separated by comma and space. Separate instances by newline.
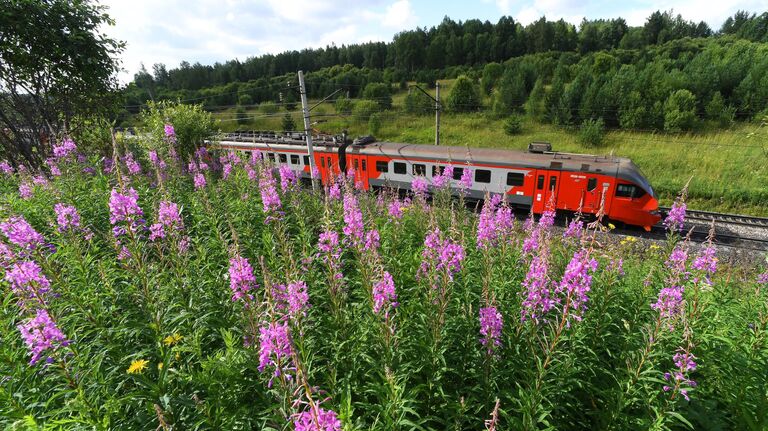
123, 10, 768, 132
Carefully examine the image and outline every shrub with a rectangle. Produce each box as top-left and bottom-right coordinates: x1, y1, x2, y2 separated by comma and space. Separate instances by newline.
281, 112, 296, 131
352, 100, 380, 122
335, 97, 353, 114
259, 102, 278, 114
237, 94, 253, 106
139, 100, 217, 160
446, 75, 481, 113
235, 107, 249, 126
368, 113, 382, 136
362, 82, 392, 110
664, 89, 698, 132
404, 91, 434, 115
503, 115, 524, 135
578, 117, 605, 147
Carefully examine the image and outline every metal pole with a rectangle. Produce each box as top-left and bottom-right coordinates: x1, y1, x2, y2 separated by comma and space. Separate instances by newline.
297, 70, 317, 190
435, 81, 440, 146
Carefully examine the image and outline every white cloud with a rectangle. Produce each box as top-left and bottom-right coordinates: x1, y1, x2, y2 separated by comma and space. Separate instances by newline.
382, 0, 417, 29
99, 0, 413, 82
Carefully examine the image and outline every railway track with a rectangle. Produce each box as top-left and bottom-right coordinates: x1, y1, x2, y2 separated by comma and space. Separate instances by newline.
650, 207, 768, 251
659, 206, 768, 228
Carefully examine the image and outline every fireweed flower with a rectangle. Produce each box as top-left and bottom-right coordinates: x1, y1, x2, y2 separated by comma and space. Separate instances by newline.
193, 172, 206, 190
122, 152, 141, 175
18, 182, 33, 199
286, 280, 310, 318
318, 230, 343, 282
327, 182, 341, 200
293, 405, 342, 431
692, 245, 717, 285
228, 256, 257, 302
222, 162, 233, 179
556, 249, 598, 324
663, 348, 698, 401
6, 260, 52, 308
664, 200, 687, 233
758, 271, 768, 285
148, 150, 167, 170
521, 255, 554, 323
388, 198, 406, 219
0, 242, 14, 268
412, 176, 429, 197
477, 196, 501, 249
258, 321, 294, 383
373, 271, 398, 316
52, 138, 77, 159
259, 169, 282, 221
479, 306, 503, 355
17, 308, 69, 365
108, 188, 143, 227
1, 216, 45, 252
342, 191, 364, 248
54, 203, 81, 233
46, 159, 62, 177
432, 165, 453, 189
667, 246, 689, 277
364, 229, 380, 251
164, 124, 176, 141
460, 167, 473, 190
419, 228, 465, 282
278, 165, 299, 191
0, 160, 13, 175
652, 286, 684, 325
563, 218, 584, 240
150, 201, 183, 241
103, 158, 114, 174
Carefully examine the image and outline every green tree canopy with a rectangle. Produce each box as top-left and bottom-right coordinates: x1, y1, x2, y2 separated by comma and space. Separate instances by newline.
446, 75, 481, 113
0, 0, 123, 166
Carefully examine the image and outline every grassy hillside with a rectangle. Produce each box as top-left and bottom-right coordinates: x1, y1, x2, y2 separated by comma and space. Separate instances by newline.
211, 81, 767, 216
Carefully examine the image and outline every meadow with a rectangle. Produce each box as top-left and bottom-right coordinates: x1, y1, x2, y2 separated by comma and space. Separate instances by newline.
1, 130, 768, 430
213, 80, 768, 216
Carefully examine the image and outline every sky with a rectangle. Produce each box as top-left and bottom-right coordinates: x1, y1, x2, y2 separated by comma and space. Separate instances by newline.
99, 0, 768, 83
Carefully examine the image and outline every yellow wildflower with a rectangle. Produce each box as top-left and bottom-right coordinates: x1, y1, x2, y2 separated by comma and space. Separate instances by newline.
163, 333, 183, 346
608, 223, 616, 230
158, 362, 164, 370
127, 359, 149, 374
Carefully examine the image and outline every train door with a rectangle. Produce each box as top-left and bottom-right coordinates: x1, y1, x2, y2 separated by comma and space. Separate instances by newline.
532, 172, 547, 213
543, 172, 561, 212
583, 176, 600, 214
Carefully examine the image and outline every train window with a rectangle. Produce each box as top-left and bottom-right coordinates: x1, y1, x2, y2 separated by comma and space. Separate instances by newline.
327, 157, 332, 169
616, 184, 635, 198
376, 161, 388, 172
290, 155, 299, 165
537, 175, 545, 189
616, 184, 646, 199
453, 167, 464, 180
507, 172, 525, 187
432, 165, 445, 177
549, 176, 557, 191
354, 159, 359, 170
267, 152, 275, 161
279, 154, 287, 164
321, 158, 325, 168
303, 156, 310, 165
361, 160, 366, 171
394, 162, 406, 174
475, 169, 491, 183
587, 178, 597, 191
413, 163, 426, 176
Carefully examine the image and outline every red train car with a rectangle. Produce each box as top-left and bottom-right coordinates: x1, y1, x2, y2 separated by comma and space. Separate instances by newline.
217, 133, 661, 230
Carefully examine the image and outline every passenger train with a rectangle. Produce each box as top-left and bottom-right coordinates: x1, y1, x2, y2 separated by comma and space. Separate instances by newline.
216, 132, 662, 230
